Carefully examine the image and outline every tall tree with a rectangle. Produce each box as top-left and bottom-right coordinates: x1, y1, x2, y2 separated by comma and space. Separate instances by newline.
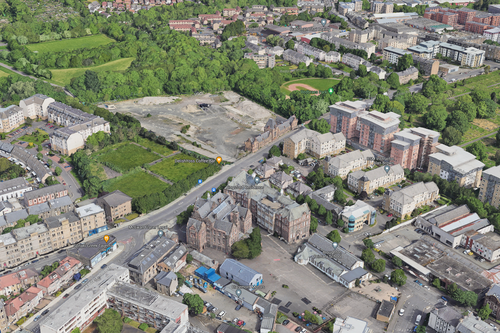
84, 70, 100, 93
94, 309, 122, 333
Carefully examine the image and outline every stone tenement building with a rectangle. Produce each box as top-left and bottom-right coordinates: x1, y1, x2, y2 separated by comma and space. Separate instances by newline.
224, 171, 310, 244
484, 284, 500, 319
283, 128, 346, 159
245, 115, 298, 153
187, 191, 252, 254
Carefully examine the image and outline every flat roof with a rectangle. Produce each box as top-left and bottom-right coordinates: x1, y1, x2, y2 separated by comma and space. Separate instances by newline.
76, 203, 104, 218
41, 264, 129, 331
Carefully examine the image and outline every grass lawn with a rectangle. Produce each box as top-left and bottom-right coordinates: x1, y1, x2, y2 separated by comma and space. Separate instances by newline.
97, 143, 158, 172
49, 57, 134, 86
449, 71, 500, 96
128, 321, 141, 328
481, 137, 499, 168
145, 328, 157, 333
0, 67, 11, 78
137, 137, 174, 156
150, 153, 208, 182
103, 171, 169, 198
125, 213, 139, 220
18, 129, 50, 145
26, 35, 115, 53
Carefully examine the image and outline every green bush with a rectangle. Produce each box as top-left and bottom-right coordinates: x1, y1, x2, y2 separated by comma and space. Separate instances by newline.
124, 317, 132, 323
139, 323, 148, 331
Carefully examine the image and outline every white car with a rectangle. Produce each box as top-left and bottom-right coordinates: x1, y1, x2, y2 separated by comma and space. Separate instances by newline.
399, 309, 405, 316
218, 311, 226, 317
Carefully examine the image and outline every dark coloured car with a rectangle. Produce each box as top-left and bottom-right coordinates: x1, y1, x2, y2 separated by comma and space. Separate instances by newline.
283, 320, 290, 325
75, 284, 82, 290
101, 264, 108, 269
235, 305, 242, 311
63, 294, 69, 299
41, 309, 50, 316
441, 296, 448, 302
285, 301, 292, 307
295, 327, 301, 332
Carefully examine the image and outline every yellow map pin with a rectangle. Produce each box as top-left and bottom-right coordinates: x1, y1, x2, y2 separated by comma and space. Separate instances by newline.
216, 156, 222, 164
104, 235, 110, 243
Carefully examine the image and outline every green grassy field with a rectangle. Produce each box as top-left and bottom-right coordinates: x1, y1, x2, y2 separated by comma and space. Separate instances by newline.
150, 153, 209, 182
449, 71, 500, 96
137, 137, 174, 156
49, 57, 134, 86
18, 130, 49, 145
103, 171, 169, 198
97, 143, 159, 172
26, 35, 115, 53
0, 66, 15, 78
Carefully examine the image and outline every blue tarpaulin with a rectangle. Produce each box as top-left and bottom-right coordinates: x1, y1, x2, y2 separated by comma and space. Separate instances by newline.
391, 296, 398, 302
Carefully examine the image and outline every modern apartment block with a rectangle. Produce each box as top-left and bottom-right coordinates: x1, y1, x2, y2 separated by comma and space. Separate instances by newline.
438, 43, 485, 67
428, 144, 484, 188
294, 41, 326, 61
383, 181, 439, 219
340, 200, 377, 232
283, 49, 312, 66
322, 150, 375, 179
283, 128, 346, 159
329, 101, 368, 139
243, 53, 275, 68
341, 53, 371, 70
390, 130, 421, 170
224, 171, 310, 244
325, 51, 341, 63
383, 46, 413, 64
0, 106, 24, 133
390, 128, 440, 170
19, 94, 55, 120
484, 26, 500, 42
320, 33, 376, 57
396, 66, 418, 84
348, 164, 405, 194
465, 21, 494, 34
479, 166, 500, 208
358, 111, 401, 153
187, 191, 252, 254
47, 101, 110, 155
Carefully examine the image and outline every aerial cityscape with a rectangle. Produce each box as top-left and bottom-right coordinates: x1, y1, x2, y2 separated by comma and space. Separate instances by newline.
3, 0, 500, 332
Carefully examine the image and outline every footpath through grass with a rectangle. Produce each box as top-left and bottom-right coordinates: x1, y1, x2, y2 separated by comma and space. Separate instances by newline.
26, 35, 115, 53
49, 57, 135, 86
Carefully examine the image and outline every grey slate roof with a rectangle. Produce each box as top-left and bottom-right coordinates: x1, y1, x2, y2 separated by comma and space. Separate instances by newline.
220, 259, 262, 285
27, 203, 50, 216
5, 209, 28, 224
377, 300, 395, 318
431, 305, 462, 328
45, 211, 80, 230
340, 266, 368, 283
128, 237, 176, 274
486, 284, 500, 301
48, 196, 73, 209
24, 184, 66, 202
0, 177, 30, 193
156, 271, 177, 287
308, 234, 361, 270
287, 182, 312, 195
100, 190, 132, 207
163, 244, 187, 269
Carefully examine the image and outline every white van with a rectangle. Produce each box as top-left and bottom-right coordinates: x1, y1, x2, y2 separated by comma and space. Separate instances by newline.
415, 315, 421, 325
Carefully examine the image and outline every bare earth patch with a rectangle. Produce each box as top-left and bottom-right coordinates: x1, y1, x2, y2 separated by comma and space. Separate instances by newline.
473, 118, 497, 131
286, 83, 320, 95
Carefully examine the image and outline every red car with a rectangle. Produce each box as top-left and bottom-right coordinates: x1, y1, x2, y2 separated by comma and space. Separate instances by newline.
237, 321, 244, 327
387, 213, 393, 217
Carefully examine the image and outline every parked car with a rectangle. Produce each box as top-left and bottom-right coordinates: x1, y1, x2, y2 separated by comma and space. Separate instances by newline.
285, 301, 292, 307
211, 307, 218, 313
34, 315, 41, 322
235, 304, 242, 311
63, 294, 69, 299
441, 296, 448, 302
283, 320, 290, 325
42, 309, 50, 316
101, 264, 107, 269
387, 213, 393, 217
218, 311, 226, 318
178, 291, 184, 296
233, 318, 239, 324
81, 278, 88, 284
399, 309, 405, 316
75, 284, 82, 290
295, 327, 301, 332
